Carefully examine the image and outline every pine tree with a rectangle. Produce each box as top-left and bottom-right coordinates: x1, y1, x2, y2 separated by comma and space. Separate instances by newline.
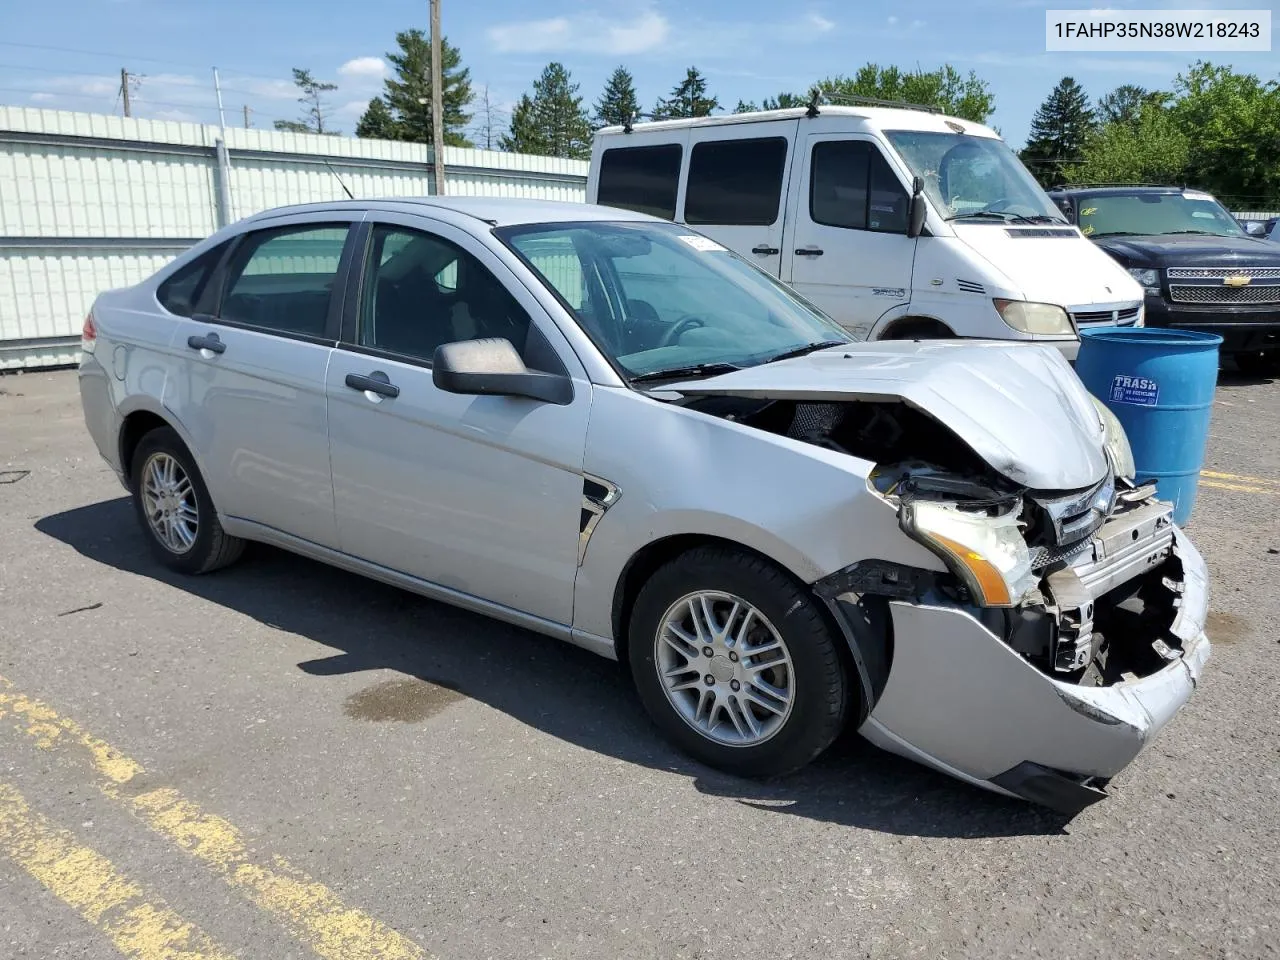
653, 67, 718, 120
381, 29, 474, 147
355, 97, 398, 139
500, 62, 591, 159
274, 68, 339, 135
593, 66, 639, 129
1097, 84, 1153, 126
1020, 77, 1096, 186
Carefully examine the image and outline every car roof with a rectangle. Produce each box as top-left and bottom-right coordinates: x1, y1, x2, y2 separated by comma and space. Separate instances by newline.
241, 196, 657, 228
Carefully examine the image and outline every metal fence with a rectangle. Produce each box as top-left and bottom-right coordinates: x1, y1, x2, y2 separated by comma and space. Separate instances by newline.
0, 106, 588, 370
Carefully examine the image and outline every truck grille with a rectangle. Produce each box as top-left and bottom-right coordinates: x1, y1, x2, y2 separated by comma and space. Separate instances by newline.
1071, 305, 1141, 326
1167, 266, 1280, 280
1169, 284, 1280, 305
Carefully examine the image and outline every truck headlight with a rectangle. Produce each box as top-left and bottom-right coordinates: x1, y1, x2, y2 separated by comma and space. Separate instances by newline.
1090, 396, 1136, 480
1127, 267, 1160, 292
993, 299, 1074, 336
900, 500, 1037, 607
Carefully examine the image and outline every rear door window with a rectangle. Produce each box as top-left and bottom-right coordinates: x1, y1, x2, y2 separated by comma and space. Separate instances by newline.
155, 242, 230, 317
597, 145, 683, 220
217, 225, 350, 338
685, 137, 788, 226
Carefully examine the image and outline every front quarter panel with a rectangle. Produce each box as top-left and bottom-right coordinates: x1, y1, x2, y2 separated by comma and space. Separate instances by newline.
572, 386, 948, 643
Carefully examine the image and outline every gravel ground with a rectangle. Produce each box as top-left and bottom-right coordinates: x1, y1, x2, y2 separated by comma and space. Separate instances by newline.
1, 367, 1277, 960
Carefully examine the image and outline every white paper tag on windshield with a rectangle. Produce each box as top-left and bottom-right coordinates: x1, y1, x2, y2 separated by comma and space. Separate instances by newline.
1182, 190, 1214, 201
677, 234, 727, 252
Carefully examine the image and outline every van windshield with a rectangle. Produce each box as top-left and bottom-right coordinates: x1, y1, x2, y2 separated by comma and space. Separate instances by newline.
1075, 191, 1246, 238
884, 131, 1064, 222
497, 221, 851, 381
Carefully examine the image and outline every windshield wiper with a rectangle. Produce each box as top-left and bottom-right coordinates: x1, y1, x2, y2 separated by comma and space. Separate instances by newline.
946, 211, 1041, 225
630, 362, 742, 384
1163, 230, 1222, 236
760, 340, 848, 364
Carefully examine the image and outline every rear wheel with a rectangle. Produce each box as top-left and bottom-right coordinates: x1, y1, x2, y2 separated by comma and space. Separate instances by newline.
628, 546, 849, 777
130, 427, 245, 574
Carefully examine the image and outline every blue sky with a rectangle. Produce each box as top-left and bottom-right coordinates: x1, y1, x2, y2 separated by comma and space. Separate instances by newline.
2, 0, 1275, 148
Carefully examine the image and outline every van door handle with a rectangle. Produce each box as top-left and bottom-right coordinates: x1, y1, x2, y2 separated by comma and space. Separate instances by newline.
794, 247, 824, 257
345, 370, 400, 400
186, 332, 226, 355
751, 245, 780, 256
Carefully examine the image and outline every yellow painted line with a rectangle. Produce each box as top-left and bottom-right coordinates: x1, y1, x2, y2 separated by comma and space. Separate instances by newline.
0, 677, 431, 960
1201, 469, 1280, 488
0, 781, 236, 960
1201, 479, 1279, 495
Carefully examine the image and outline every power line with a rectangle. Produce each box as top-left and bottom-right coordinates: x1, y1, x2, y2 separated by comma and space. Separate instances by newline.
0, 40, 298, 85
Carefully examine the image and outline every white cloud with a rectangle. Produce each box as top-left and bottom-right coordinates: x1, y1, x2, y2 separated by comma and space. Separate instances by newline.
807, 12, 835, 32
338, 57, 386, 81
29, 92, 57, 103
488, 9, 669, 55
153, 108, 198, 122
887, 15, 898, 25
911, 19, 926, 29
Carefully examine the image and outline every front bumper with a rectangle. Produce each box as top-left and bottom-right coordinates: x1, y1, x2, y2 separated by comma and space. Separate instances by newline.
1143, 294, 1280, 354
847, 525, 1209, 815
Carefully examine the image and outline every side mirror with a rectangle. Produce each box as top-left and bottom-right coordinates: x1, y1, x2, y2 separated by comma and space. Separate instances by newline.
432, 338, 573, 406
907, 176, 927, 239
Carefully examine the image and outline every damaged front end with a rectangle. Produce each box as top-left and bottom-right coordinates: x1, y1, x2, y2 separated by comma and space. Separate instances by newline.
680, 389, 1210, 815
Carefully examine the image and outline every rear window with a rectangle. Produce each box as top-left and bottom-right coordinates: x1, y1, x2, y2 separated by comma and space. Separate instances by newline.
597, 144, 682, 220
685, 137, 788, 226
155, 243, 229, 317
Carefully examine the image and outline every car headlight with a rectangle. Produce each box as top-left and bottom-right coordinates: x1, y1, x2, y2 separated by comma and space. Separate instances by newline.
1127, 267, 1160, 292
993, 299, 1074, 335
900, 500, 1037, 607
1090, 396, 1136, 480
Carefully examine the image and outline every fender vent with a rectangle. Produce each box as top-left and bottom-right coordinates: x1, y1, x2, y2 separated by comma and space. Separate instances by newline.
579, 475, 621, 565
1004, 227, 1079, 238
956, 279, 986, 294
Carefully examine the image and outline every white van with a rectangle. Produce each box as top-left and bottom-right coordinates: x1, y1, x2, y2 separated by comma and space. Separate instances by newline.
587, 105, 1145, 357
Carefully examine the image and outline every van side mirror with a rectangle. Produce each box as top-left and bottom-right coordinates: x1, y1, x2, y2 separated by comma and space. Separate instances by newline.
907, 176, 927, 239
432, 338, 573, 405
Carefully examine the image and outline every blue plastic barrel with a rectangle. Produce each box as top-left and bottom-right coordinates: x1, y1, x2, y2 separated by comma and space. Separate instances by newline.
1075, 327, 1222, 526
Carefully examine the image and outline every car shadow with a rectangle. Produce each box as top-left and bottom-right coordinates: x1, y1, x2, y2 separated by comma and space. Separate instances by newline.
36, 497, 1073, 839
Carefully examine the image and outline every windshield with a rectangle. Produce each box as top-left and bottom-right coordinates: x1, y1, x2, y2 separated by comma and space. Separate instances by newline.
884, 130, 1064, 222
1075, 191, 1246, 238
497, 221, 851, 380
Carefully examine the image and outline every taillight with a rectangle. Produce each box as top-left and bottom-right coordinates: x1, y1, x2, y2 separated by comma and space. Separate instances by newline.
81, 311, 97, 354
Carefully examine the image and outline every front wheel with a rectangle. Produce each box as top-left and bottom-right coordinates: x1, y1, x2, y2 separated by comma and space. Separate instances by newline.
628, 546, 850, 777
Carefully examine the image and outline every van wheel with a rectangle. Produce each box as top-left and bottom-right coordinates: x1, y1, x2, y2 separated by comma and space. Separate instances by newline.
130, 427, 245, 575
880, 319, 955, 341
628, 546, 848, 777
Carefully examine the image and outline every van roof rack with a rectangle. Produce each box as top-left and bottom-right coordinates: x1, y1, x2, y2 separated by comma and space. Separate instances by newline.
813, 93, 942, 115
1050, 182, 1185, 190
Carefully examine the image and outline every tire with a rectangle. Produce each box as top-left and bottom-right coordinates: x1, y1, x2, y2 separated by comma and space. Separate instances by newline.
130, 427, 245, 575
628, 546, 849, 777
880, 319, 955, 341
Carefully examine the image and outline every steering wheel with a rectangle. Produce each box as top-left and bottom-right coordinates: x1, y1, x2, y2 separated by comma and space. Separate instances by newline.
659, 314, 707, 348
985, 197, 1015, 213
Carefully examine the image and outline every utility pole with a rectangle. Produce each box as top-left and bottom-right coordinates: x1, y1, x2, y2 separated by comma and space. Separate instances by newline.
243, 104, 252, 129
430, 0, 446, 196
212, 67, 227, 134
120, 68, 132, 118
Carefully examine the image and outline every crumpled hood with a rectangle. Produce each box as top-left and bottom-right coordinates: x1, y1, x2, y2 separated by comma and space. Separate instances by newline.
952, 222, 1144, 308
667, 341, 1110, 490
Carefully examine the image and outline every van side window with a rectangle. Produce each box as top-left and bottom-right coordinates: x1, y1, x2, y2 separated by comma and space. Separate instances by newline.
810, 141, 909, 233
685, 137, 788, 226
597, 145, 682, 220
155, 242, 229, 317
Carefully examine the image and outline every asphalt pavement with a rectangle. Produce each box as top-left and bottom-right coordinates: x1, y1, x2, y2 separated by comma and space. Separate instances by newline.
1, 367, 1278, 960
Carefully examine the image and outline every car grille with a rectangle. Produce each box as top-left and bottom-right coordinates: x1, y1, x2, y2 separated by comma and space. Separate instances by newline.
1167, 266, 1280, 280
1070, 304, 1142, 326
1169, 284, 1280, 305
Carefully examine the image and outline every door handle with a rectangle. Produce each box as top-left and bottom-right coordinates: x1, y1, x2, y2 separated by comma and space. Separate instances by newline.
751, 245, 780, 256
186, 332, 226, 355
345, 370, 400, 399
794, 247, 824, 257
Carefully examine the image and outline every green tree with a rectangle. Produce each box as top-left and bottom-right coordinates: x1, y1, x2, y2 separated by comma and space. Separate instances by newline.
653, 67, 718, 119
1169, 61, 1280, 207
355, 97, 398, 140
813, 64, 994, 123
593, 66, 639, 129
380, 29, 474, 147
274, 68, 339, 135
500, 62, 592, 159
1020, 77, 1096, 186
1067, 104, 1190, 190
1097, 84, 1159, 127
736, 91, 808, 113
